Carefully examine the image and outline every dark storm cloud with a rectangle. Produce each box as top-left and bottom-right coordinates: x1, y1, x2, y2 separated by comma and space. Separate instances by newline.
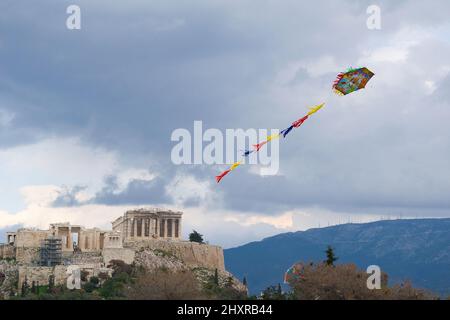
1, 0, 450, 217
92, 177, 171, 205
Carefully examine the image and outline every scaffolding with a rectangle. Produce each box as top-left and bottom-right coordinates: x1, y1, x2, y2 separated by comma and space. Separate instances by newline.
40, 237, 62, 266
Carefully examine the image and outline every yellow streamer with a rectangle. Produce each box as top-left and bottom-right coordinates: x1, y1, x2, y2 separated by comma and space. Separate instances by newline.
229, 161, 241, 171
307, 103, 325, 116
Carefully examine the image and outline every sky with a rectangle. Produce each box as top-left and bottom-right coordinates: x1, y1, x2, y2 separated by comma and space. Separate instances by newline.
1, 0, 450, 248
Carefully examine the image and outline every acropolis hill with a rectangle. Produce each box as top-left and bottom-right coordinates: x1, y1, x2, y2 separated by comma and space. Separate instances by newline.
0, 208, 242, 298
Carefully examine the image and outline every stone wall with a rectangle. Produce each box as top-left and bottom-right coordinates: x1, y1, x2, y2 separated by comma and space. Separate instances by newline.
0, 244, 15, 260
15, 230, 50, 248
17, 265, 112, 293
63, 252, 103, 265
18, 265, 67, 291
102, 248, 135, 265
16, 247, 40, 265
124, 240, 225, 271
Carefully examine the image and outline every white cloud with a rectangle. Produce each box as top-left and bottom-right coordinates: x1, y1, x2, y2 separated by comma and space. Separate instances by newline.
224, 211, 294, 229
166, 174, 215, 206
0, 137, 118, 191
0, 137, 161, 209
424, 80, 437, 94
20, 185, 61, 207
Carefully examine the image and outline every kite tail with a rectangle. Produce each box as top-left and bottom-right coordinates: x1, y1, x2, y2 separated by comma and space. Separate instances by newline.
216, 169, 231, 183
253, 140, 267, 152
292, 115, 309, 128
242, 149, 254, 157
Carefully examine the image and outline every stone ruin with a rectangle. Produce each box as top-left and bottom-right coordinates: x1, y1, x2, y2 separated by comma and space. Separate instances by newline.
0, 208, 228, 297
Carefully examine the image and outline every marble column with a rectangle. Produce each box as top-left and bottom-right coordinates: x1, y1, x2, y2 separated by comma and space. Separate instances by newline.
67, 227, 72, 250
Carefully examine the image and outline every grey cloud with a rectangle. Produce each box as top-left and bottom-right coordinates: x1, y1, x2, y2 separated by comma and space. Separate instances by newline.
92, 177, 171, 205
1, 0, 450, 218
53, 185, 89, 207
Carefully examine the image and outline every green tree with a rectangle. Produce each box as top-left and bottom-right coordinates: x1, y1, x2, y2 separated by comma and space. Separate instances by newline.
242, 276, 247, 287
214, 268, 219, 286
189, 230, 204, 244
21, 277, 29, 297
48, 275, 55, 291
325, 245, 338, 266
0, 272, 5, 286
261, 284, 286, 300
277, 283, 282, 296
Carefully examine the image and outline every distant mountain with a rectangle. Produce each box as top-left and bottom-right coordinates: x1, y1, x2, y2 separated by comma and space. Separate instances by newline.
224, 218, 450, 296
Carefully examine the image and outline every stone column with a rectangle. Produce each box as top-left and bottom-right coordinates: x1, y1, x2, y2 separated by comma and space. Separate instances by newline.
79, 234, 84, 250
164, 219, 167, 238
67, 227, 72, 250
175, 219, 180, 238
127, 218, 131, 239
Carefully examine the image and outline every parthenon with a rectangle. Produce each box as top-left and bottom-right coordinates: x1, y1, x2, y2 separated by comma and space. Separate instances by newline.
112, 208, 183, 241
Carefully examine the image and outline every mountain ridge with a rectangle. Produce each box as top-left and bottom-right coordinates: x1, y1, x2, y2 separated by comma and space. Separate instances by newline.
224, 218, 450, 296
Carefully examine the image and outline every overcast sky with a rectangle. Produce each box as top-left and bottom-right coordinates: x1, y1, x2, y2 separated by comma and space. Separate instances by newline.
1, 0, 450, 248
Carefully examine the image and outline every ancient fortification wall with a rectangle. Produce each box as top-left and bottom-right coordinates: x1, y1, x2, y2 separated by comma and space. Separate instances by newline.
15, 230, 50, 248
0, 244, 15, 260
16, 247, 40, 265
124, 240, 225, 271
18, 266, 67, 289
17, 264, 112, 291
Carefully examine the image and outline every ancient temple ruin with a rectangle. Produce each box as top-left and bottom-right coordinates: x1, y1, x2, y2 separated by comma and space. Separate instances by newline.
2, 208, 183, 254
112, 208, 182, 241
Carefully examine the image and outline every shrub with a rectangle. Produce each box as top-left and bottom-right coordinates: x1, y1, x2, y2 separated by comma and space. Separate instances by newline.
125, 268, 206, 300
108, 260, 133, 276
189, 230, 204, 244
287, 262, 437, 300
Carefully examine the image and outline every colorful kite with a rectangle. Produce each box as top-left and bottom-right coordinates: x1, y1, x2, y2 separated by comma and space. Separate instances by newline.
215, 66, 374, 183
332, 67, 374, 96
215, 102, 325, 183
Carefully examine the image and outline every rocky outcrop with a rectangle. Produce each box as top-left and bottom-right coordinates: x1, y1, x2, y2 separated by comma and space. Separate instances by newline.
0, 261, 19, 299
102, 248, 135, 265
134, 248, 185, 271
131, 247, 247, 296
